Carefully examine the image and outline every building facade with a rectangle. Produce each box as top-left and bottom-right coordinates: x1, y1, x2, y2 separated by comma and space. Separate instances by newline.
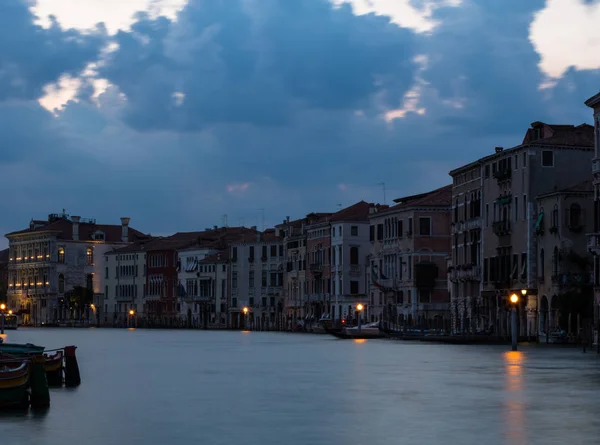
369, 186, 452, 328
229, 229, 285, 330
476, 122, 593, 337
305, 214, 333, 324
585, 91, 600, 336
5, 213, 146, 325
104, 248, 147, 325
536, 181, 593, 339
448, 161, 483, 333
330, 202, 374, 322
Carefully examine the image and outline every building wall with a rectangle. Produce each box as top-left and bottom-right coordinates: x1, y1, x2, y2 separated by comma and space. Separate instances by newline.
281, 224, 307, 323
305, 222, 331, 317
229, 237, 285, 329
146, 249, 179, 318
104, 251, 146, 323
330, 221, 370, 305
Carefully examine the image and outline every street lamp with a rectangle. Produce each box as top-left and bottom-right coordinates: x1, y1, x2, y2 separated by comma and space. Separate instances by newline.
129, 309, 135, 328
242, 306, 249, 330
509, 293, 519, 351
0, 303, 5, 334
356, 303, 364, 334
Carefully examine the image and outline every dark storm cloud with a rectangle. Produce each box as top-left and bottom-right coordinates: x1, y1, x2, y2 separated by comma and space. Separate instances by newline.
99, 0, 417, 131
0, 0, 106, 102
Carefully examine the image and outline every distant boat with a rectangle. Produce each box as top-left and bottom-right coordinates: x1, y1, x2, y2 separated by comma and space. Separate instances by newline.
326, 322, 386, 339
0, 360, 31, 409
2, 314, 18, 330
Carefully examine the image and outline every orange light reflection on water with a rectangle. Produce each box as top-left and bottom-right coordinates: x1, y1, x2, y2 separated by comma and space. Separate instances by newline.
353, 339, 367, 344
503, 350, 526, 445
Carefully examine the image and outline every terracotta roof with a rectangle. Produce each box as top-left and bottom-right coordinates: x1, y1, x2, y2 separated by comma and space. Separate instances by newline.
374, 185, 452, 216
107, 237, 191, 254
200, 250, 229, 263
522, 122, 594, 147
330, 201, 375, 222
5, 216, 149, 243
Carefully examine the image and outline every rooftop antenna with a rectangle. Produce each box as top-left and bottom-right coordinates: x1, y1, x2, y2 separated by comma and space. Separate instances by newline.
222, 214, 228, 227
258, 208, 265, 231
378, 182, 387, 205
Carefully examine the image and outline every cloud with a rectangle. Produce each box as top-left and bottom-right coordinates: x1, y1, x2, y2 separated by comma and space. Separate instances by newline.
530, 0, 600, 79
0, 0, 106, 102
2, 0, 600, 249
98, 0, 418, 130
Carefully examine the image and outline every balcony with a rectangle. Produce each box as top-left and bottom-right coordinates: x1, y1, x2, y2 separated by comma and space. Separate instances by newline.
349, 265, 361, 276
310, 263, 323, 274
493, 168, 512, 182
492, 220, 511, 236
451, 264, 481, 282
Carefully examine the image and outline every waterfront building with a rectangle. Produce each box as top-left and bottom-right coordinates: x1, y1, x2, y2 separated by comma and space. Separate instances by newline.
0, 249, 8, 301
477, 121, 594, 337
536, 180, 593, 339
448, 161, 483, 334
277, 216, 309, 328
305, 212, 333, 324
585, 91, 600, 337
329, 201, 375, 322
5, 212, 147, 325
368, 186, 452, 328
177, 245, 228, 329
229, 229, 285, 329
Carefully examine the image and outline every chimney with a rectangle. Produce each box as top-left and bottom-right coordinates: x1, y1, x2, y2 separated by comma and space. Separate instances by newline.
213, 225, 218, 230
495, 146, 503, 153
120, 217, 131, 242
71, 216, 81, 241
286, 216, 290, 223
251, 226, 257, 231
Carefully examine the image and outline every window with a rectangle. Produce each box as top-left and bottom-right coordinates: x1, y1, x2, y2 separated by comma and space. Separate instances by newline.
350, 281, 359, 294
523, 151, 527, 167
569, 203, 582, 229
514, 154, 518, 170
485, 204, 489, 227
270, 272, 277, 286
249, 246, 254, 260
408, 218, 413, 235
279, 245, 283, 257
58, 248, 65, 263
484, 165, 490, 178
369, 226, 375, 241
419, 289, 431, 303
86, 248, 93, 265
249, 271, 254, 287
539, 249, 545, 279
523, 195, 527, 220
232, 272, 238, 289
541, 150, 554, 167
232, 247, 238, 262
514, 197, 518, 221
338, 226, 342, 237
261, 271, 267, 287
377, 224, 383, 240
483, 258, 489, 282
105, 267, 109, 279
397, 220, 403, 238
351, 226, 358, 236
418, 217, 431, 236
350, 247, 359, 265
58, 274, 65, 293
262, 246, 268, 259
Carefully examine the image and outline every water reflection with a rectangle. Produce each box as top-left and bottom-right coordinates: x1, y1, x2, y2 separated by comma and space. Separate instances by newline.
353, 339, 367, 344
504, 351, 526, 445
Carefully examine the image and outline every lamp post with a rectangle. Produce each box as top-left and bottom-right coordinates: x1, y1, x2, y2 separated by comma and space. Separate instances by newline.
129, 309, 135, 328
242, 306, 249, 330
510, 293, 520, 351
356, 303, 364, 334
0, 303, 6, 334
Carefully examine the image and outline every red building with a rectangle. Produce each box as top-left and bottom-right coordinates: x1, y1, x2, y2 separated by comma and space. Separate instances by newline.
305, 213, 334, 315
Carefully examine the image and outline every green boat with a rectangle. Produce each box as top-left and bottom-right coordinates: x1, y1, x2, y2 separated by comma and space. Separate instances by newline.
0, 343, 45, 357
0, 360, 31, 409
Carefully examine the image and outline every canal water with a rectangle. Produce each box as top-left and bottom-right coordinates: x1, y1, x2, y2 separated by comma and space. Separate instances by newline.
1, 329, 599, 445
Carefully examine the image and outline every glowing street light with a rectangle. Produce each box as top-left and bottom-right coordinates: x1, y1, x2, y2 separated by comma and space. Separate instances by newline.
0, 303, 5, 311
356, 303, 364, 334
8, 310, 13, 315
242, 307, 249, 315
510, 293, 519, 304
129, 309, 135, 316
0, 303, 5, 334
356, 303, 364, 312
509, 291, 525, 351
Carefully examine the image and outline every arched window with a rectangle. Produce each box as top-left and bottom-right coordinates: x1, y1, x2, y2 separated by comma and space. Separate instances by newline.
569, 203, 582, 229
58, 248, 65, 263
539, 248, 545, 279
58, 274, 65, 293
551, 204, 559, 229
552, 246, 559, 277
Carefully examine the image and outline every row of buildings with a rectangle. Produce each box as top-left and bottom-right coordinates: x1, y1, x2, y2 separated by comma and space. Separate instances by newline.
2, 91, 599, 337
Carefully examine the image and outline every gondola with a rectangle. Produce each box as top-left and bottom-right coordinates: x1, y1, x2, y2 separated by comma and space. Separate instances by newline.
0, 360, 31, 409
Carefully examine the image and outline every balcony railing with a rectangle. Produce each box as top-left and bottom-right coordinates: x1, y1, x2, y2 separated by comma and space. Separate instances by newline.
451, 264, 481, 281
310, 263, 323, 273
349, 265, 361, 275
492, 220, 511, 236
493, 168, 512, 182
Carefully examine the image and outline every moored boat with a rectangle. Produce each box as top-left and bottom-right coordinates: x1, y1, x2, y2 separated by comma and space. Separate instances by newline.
0, 343, 45, 357
325, 322, 387, 339
44, 350, 64, 386
0, 360, 31, 409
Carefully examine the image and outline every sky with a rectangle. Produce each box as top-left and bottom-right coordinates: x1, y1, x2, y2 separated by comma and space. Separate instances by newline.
1, 0, 600, 247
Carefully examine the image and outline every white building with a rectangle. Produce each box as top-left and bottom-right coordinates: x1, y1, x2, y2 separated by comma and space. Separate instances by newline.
5, 212, 147, 325
329, 201, 374, 321
177, 245, 228, 328
229, 229, 285, 330
104, 247, 147, 325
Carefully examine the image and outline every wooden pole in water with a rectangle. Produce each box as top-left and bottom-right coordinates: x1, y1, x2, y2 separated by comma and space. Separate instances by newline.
30, 355, 50, 409
63, 345, 81, 387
